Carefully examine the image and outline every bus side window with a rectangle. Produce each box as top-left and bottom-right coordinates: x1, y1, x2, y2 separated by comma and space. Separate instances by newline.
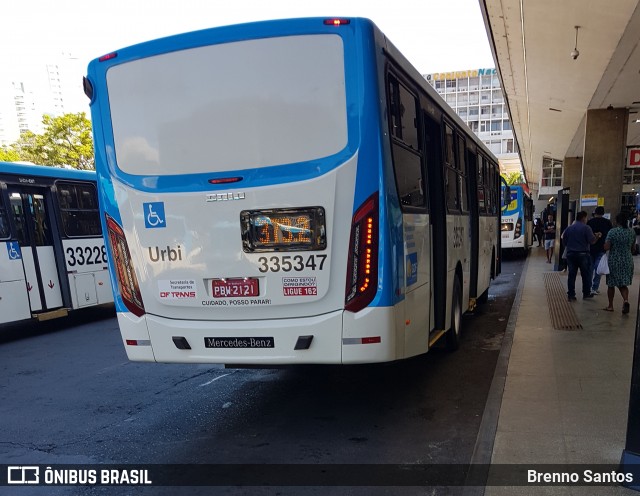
9, 194, 29, 245
0, 196, 9, 239
388, 77, 402, 140
398, 84, 419, 150
57, 182, 102, 237
444, 124, 458, 211
388, 74, 424, 210
457, 136, 467, 213
477, 155, 486, 214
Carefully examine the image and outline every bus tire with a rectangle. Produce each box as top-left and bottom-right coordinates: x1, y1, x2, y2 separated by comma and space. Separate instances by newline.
445, 276, 462, 351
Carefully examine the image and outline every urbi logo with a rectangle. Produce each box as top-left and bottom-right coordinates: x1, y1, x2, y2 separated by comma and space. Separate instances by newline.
143, 202, 166, 229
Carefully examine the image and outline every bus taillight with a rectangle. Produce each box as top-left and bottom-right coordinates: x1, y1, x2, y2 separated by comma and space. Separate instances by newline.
345, 193, 379, 313
106, 215, 145, 317
514, 217, 522, 239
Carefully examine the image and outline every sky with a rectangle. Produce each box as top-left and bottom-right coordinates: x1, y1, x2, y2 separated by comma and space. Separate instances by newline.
1, 0, 494, 112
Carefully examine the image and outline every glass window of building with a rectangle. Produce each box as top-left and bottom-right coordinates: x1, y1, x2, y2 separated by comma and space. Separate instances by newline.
446, 79, 457, 90
469, 106, 479, 117
506, 139, 514, 153
480, 105, 490, 116
458, 78, 468, 91
541, 157, 563, 187
492, 75, 501, 88
468, 121, 479, 133
446, 93, 457, 105
469, 76, 479, 91
490, 120, 501, 132
622, 170, 640, 185
481, 76, 491, 90
492, 104, 503, 118
458, 107, 468, 119
480, 120, 490, 133
469, 92, 479, 104
503, 120, 511, 131
492, 90, 503, 103
481, 92, 490, 103
435, 80, 444, 90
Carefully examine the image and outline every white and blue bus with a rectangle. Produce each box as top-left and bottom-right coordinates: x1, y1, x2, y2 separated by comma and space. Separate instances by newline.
500, 183, 533, 254
85, 17, 502, 365
0, 162, 113, 325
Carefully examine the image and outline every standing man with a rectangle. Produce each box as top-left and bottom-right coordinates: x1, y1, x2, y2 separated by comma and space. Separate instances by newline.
587, 206, 612, 295
543, 213, 556, 263
562, 211, 601, 301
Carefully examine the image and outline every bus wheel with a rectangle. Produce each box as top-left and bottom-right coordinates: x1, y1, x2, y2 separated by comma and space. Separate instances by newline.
445, 276, 462, 351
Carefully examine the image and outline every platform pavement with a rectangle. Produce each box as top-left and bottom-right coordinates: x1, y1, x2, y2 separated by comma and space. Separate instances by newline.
481, 245, 639, 495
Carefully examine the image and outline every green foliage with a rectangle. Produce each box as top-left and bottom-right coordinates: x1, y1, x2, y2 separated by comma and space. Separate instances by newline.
11, 112, 94, 170
0, 146, 21, 162
501, 172, 525, 185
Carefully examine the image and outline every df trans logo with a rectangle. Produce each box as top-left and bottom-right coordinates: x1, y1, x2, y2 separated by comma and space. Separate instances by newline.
7, 466, 39, 484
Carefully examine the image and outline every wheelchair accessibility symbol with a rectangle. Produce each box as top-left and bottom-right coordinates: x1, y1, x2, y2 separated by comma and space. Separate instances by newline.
143, 202, 166, 229
6, 241, 21, 260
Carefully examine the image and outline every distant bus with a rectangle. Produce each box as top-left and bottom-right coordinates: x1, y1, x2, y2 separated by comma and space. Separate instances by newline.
86, 17, 502, 365
0, 162, 113, 325
501, 183, 533, 253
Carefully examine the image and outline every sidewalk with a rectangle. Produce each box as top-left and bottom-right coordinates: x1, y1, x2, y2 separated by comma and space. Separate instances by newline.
483, 245, 638, 495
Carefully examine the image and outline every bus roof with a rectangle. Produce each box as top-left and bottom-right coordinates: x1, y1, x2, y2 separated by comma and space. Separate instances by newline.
0, 162, 96, 181
90, 17, 377, 65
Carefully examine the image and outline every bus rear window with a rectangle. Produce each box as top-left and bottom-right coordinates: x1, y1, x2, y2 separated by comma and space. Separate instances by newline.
107, 34, 348, 176
57, 182, 102, 237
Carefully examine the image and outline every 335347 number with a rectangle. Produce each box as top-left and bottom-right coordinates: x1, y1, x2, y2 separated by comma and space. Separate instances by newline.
257, 254, 327, 273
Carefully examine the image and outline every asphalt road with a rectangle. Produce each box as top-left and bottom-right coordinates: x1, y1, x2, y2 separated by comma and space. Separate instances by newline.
1, 255, 525, 496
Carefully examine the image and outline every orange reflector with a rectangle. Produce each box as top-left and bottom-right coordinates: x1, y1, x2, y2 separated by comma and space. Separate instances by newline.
361, 337, 381, 344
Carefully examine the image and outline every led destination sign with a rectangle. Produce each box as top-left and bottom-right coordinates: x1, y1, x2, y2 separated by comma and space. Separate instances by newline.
241, 207, 326, 252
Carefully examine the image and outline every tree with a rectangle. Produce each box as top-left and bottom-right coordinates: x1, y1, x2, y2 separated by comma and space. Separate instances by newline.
501, 171, 525, 185
14, 112, 94, 170
0, 146, 21, 162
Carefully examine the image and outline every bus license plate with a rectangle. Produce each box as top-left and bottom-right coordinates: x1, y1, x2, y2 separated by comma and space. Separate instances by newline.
212, 278, 259, 298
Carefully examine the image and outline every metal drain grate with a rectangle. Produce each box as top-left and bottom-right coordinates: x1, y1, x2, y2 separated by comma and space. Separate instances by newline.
543, 272, 583, 330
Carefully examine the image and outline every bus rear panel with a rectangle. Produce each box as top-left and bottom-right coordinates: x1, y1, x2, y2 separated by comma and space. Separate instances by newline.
87, 17, 501, 365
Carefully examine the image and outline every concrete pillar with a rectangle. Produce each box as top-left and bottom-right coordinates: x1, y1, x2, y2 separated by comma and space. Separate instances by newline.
563, 156, 582, 203
581, 108, 628, 216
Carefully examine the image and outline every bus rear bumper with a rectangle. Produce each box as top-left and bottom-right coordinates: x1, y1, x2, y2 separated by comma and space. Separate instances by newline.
117, 306, 399, 365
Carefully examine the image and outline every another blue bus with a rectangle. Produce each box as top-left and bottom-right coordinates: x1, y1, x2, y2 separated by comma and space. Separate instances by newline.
85, 17, 502, 365
0, 162, 113, 325
501, 183, 533, 253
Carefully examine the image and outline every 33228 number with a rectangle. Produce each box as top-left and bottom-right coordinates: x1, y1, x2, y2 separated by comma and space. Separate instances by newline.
257, 254, 327, 273
66, 245, 108, 267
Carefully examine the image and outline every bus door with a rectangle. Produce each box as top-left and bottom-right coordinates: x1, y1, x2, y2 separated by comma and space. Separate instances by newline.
0, 191, 31, 324
8, 187, 64, 313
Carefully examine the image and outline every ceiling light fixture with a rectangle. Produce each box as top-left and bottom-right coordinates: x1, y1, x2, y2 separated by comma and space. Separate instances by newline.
571, 26, 580, 60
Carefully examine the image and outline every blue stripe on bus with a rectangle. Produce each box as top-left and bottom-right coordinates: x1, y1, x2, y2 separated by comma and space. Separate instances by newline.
0, 162, 96, 181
